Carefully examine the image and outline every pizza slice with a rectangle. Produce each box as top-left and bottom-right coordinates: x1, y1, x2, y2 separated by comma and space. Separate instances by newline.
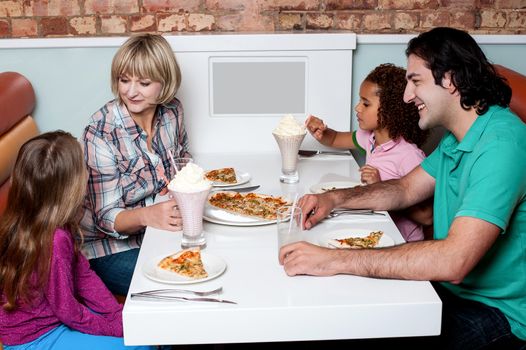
208, 192, 289, 220
205, 167, 237, 184
158, 248, 208, 279
333, 231, 384, 249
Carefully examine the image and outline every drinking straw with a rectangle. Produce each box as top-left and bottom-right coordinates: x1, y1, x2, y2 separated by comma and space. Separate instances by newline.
167, 149, 178, 174
289, 193, 299, 233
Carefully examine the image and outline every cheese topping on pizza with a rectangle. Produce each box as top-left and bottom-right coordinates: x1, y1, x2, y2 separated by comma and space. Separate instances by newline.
208, 192, 289, 220
205, 167, 237, 184
335, 231, 384, 249
158, 248, 208, 279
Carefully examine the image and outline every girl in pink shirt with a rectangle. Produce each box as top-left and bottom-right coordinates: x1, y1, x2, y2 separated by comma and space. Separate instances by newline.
0, 131, 151, 349
306, 64, 431, 242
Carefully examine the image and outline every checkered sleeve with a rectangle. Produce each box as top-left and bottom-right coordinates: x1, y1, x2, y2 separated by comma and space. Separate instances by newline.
83, 125, 128, 239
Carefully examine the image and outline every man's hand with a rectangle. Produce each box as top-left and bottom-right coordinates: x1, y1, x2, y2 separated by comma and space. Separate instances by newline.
279, 241, 341, 276
297, 192, 337, 229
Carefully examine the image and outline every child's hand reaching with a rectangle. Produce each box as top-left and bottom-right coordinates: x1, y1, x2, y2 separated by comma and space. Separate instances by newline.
359, 164, 381, 185
305, 115, 327, 141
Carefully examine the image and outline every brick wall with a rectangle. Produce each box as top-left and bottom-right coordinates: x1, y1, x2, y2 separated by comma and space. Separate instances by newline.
0, 0, 524, 38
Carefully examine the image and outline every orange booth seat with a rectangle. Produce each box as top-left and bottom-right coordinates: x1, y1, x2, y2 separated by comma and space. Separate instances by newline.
495, 64, 526, 123
0, 72, 39, 217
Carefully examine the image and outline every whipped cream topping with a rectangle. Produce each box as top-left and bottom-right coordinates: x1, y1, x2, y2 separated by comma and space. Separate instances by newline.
168, 163, 211, 193
273, 114, 307, 136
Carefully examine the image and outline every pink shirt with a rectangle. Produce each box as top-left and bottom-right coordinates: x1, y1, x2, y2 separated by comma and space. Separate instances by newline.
355, 129, 426, 242
0, 228, 123, 345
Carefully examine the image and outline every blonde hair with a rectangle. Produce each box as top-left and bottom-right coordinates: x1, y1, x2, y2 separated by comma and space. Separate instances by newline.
111, 33, 182, 105
0, 131, 87, 311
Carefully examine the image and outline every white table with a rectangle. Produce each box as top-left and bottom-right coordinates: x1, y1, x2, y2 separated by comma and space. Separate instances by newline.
123, 153, 442, 346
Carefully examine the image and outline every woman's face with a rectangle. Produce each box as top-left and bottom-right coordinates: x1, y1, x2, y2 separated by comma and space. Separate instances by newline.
354, 80, 380, 131
118, 73, 162, 119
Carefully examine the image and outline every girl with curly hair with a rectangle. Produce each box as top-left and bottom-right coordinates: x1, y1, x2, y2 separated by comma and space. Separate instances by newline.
306, 63, 430, 242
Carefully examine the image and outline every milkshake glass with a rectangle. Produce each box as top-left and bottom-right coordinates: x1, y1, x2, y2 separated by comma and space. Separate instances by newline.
272, 114, 307, 184
168, 163, 212, 249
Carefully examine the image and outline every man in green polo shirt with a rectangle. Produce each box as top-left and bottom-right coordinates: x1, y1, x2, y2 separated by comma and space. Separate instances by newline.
280, 27, 526, 349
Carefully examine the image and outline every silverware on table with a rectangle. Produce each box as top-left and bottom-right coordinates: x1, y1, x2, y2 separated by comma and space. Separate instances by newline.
130, 294, 237, 304
132, 286, 223, 297
328, 209, 386, 217
213, 185, 260, 192
299, 150, 352, 157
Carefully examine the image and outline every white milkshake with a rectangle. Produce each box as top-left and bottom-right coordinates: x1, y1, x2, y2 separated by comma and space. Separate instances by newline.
168, 163, 212, 249
272, 114, 307, 183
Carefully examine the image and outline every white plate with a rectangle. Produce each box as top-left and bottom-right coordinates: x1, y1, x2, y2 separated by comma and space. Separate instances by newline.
207, 169, 251, 187
310, 181, 362, 194
318, 228, 395, 249
203, 204, 276, 226
142, 252, 227, 284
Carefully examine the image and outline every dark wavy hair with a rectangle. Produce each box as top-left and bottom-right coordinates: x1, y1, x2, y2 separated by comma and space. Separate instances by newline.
365, 63, 429, 147
406, 27, 511, 115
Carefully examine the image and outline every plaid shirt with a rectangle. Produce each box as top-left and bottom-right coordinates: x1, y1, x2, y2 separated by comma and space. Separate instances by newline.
80, 98, 189, 259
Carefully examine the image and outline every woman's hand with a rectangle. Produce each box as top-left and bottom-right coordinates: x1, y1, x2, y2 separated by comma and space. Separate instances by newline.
305, 115, 327, 141
359, 165, 381, 185
144, 199, 183, 231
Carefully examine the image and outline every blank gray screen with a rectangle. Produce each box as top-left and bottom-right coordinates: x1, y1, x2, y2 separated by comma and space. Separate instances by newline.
211, 61, 306, 115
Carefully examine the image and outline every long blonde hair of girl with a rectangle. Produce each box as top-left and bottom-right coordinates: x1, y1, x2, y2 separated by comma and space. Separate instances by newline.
0, 131, 87, 311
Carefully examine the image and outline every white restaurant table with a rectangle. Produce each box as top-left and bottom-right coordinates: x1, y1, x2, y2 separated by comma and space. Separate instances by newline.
123, 153, 442, 346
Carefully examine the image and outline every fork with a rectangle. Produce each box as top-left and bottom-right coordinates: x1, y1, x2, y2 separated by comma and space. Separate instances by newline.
131, 286, 223, 297
328, 209, 385, 218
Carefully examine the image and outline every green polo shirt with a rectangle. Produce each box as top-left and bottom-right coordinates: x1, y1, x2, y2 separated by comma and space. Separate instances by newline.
421, 105, 526, 340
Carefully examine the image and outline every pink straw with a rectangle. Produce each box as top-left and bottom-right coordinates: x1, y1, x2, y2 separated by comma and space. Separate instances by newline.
167, 150, 177, 174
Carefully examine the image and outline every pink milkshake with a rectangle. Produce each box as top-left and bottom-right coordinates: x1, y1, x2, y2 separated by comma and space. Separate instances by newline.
168, 163, 212, 249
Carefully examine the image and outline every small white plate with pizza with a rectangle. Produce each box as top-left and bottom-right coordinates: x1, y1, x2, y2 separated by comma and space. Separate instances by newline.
310, 181, 362, 194
143, 252, 227, 284
318, 228, 395, 249
204, 167, 251, 187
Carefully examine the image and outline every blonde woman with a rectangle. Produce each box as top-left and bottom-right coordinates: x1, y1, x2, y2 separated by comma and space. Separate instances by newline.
81, 34, 190, 295
0, 131, 152, 349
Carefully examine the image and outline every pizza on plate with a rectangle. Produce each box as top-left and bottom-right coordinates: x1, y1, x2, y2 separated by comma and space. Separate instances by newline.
208, 192, 289, 220
332, 231, 384, 249
158, 248, 208, 279
205, 167, 237, 184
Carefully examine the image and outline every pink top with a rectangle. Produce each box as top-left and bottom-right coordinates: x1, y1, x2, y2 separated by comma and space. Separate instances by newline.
0, 228, 123, 345
355, 128, 426, 242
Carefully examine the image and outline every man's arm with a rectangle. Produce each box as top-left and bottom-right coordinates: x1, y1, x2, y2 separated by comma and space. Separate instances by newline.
280, 216, 500, 283
299, 166, 435, 229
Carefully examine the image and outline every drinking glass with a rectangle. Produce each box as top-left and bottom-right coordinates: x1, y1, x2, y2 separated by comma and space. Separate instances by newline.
277, 205, 303, 258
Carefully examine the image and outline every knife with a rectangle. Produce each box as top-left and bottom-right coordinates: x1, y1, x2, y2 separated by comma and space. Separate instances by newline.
213, 185, 260, 193
130, 293, 237, 304
299, 150, 351, 157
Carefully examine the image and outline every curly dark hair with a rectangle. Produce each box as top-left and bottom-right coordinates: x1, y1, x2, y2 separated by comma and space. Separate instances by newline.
365, 63, 429, 147
406, 27, 511, 115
